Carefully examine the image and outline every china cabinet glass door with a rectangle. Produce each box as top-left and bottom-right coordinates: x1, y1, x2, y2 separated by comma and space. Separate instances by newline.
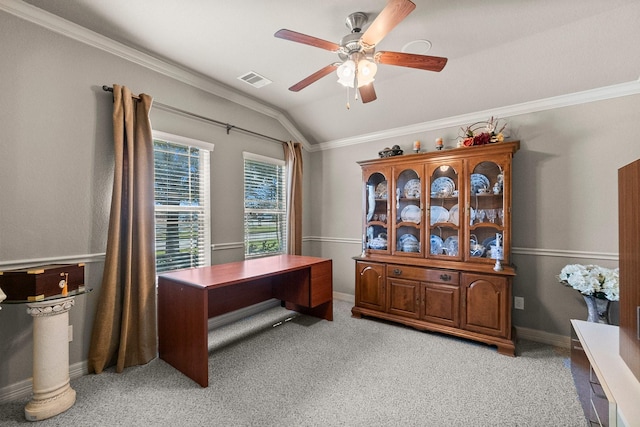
392, 166, 423, 256
467, 158, 509, 264
427, 161, 462, 260
364, 169, 390, 254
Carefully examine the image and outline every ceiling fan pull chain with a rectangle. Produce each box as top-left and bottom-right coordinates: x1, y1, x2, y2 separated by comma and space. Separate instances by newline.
346, 87, 350, 110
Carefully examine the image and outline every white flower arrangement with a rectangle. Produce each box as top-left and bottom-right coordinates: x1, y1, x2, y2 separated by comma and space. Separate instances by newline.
557, 264, 619, 301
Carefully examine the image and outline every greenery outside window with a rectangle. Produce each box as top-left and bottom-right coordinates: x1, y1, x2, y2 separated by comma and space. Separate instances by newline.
153, 131, 213, 273
243, 152, 286, 258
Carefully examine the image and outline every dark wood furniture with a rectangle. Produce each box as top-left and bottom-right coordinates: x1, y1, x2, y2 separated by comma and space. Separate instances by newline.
0, 263, 84, 301
157, 255, 332, 387
353, 141, 519, 355
618, 159, 640, 382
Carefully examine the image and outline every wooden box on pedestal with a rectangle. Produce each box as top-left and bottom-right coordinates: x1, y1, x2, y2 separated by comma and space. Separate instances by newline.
0, 263, 85, 301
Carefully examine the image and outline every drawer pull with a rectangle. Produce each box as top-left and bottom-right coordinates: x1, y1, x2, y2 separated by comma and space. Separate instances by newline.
393, 268, 402, 276
440, 274, 451, 282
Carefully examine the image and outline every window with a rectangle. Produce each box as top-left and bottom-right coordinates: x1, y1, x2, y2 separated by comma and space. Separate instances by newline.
243, 152, 286, 259
153, 131, 213, 273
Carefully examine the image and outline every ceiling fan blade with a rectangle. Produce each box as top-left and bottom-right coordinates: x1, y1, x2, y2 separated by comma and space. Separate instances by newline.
289, 64, 339, 92
274, 29, 340, 52
375, 51, 448, 72
359, 83, 377, 103
360, 0, 416, 48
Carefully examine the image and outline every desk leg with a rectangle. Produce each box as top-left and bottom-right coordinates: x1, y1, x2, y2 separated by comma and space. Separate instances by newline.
158, 281, 209, 387
24, 297, 76, 421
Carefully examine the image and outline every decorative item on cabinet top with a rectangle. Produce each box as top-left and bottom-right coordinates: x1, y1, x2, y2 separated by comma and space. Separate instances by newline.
458, 116, 507, 147
378, 145, 403, 158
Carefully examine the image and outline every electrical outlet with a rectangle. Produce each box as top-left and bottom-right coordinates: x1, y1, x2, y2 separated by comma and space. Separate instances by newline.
68, 325, 73, 342
514, 297, 524, 310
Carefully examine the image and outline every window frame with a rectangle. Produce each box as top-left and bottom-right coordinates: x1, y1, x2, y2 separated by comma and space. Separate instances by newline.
243, 151, 287, 259
153, 130, 213, 273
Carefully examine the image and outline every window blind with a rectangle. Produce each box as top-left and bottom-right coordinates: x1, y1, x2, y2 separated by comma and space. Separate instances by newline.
154, 134, 212, 273
243, 152, 286, 258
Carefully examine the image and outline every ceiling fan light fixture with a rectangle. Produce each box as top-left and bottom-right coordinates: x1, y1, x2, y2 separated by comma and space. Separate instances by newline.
357, 58, 377, 86
337, 60, 356, 87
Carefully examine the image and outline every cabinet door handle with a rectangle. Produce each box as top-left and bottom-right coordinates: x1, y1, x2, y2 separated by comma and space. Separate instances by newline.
393, 268, 402, 276
440, 274, 451, 282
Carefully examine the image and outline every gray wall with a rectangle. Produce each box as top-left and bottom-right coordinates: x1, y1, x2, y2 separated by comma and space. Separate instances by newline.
0, 11, 302, 396
1, 5, 639, 400
309, 93, 640, 340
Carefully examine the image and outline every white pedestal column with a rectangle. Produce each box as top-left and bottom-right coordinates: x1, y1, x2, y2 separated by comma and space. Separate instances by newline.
24, 297, 76, 421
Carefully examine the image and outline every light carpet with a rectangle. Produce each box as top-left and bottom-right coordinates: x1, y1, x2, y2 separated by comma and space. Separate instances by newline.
0, 300, 586, 426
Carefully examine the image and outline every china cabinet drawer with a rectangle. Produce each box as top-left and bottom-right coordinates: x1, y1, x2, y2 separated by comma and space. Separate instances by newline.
425, 269, 459, 285
386, 265, 459, 285
386, 265, 425, 281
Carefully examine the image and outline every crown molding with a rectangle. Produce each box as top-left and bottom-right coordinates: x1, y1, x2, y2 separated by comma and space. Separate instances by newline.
3, 1, 638, 155
0, 0, 311, 150
311, 78, 640, 152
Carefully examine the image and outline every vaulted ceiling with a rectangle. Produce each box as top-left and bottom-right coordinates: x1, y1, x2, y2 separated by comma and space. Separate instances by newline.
19, 0, 640, 145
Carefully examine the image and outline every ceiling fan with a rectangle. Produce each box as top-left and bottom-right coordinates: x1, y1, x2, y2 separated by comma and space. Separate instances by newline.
274, 0, 447, 104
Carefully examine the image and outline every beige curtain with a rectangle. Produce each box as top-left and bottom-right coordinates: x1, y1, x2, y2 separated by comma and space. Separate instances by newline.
88, 85, 157, 374
284, 141, 303, 255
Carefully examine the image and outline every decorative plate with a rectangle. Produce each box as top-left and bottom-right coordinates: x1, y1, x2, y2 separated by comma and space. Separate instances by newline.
430, 235, 444, 255
375, 181, 388, 199
449, 204, 459, 226
400, 205, 421, 223
443, 236, 459, 257
399, 233, 418, 245
399, 234, 419, 252
482, 236, 496, 250
430, 177, 455, 197
430, 206, 449, 225
447, 204, 478, 226
403, 179, 421, 199
470, 174, 490, 195
482, 234, 502, 253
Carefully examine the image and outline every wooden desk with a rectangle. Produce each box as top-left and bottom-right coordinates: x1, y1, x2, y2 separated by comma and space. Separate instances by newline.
157, 255, 333, 387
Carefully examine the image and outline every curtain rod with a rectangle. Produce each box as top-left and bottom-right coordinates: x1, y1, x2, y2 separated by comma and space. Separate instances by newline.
101, 85, 287, 145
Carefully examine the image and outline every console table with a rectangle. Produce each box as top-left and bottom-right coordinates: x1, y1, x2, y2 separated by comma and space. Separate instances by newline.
571, 320, 640, 426
157, 255, 333, 387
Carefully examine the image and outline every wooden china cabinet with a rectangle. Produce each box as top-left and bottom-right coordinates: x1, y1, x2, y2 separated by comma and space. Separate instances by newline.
353, 141, 519, 356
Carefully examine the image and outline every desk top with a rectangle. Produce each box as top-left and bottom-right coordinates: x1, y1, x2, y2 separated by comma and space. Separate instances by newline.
158, 255, 331, 289
571, 320, 640, 427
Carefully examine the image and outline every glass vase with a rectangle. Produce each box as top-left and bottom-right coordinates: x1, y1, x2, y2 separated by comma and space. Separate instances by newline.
583, 295, 611, 324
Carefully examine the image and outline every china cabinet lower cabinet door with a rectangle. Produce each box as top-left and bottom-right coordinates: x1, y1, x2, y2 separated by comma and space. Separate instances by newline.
421, 282, 460, 328
461, 273, 510, 339
355, 261, 385, 311
386, 277, 420, 319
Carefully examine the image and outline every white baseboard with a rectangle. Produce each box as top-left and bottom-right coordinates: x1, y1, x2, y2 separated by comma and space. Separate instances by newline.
0, 360, 89, 404
333, 291, 355, 304
515, 326, 571, 349
207, 299, 281, 330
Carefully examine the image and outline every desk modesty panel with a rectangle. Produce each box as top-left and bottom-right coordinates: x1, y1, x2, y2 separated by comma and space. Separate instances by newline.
157, 255, 333, 387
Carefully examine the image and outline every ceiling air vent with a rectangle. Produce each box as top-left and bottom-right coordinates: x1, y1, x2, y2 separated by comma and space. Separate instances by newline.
237, 71, 272, 88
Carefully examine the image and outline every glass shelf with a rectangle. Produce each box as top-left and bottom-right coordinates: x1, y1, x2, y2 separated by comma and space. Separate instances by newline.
2, 287, 93, 304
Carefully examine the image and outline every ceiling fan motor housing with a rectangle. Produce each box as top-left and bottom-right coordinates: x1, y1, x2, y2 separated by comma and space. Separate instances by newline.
339, 12, 374, 61
345, 12, 368, 33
